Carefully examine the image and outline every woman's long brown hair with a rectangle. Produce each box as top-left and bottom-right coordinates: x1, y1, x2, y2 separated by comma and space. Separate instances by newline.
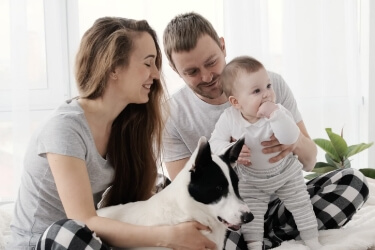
75, 17, 167, 207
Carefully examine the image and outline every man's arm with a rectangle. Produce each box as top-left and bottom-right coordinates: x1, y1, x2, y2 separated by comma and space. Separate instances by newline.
293, 121, 317, 171
165, 157, 189, 181
262, 120, 317, 172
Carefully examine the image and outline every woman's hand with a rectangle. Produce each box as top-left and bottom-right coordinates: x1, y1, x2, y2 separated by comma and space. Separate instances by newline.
231, 137, 251, 167
261, 134, 296, 163
165, 221, 217, 250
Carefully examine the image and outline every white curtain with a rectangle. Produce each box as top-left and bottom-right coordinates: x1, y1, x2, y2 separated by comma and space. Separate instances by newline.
1, 0, 373, 202
223, 0, 369, 169
0, 0, 70, 201
0, 0, 34, 202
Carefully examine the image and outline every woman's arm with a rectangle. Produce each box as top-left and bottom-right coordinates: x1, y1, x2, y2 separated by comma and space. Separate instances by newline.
165, 158, 189, 181
47, 153, 216, 249
90, 218, 216, 249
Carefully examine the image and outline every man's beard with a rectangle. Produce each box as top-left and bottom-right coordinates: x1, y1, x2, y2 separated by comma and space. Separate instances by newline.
194, 76, 223, 99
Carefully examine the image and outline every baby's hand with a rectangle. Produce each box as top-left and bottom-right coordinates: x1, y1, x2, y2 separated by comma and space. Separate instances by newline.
257, 101, 278, 118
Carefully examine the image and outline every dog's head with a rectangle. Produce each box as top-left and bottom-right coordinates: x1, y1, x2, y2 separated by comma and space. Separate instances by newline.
188, 137, 253, 231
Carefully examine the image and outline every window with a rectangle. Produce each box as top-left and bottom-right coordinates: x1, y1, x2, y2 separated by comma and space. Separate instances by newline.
0, 0, 51, 201
1, 0, 374, 201
0, 0, 71, 201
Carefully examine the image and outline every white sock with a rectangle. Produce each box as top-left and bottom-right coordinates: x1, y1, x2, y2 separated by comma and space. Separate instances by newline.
247, 241, 263, 250
304, 237, 323, 250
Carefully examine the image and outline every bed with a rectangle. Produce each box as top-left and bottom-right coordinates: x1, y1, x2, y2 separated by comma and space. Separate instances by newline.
274, 177, 375, 250
1, 178, 374, 250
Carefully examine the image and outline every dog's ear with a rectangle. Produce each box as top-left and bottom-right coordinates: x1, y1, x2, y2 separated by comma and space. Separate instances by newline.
222, 136, 245, 163
190, 136, 212, 172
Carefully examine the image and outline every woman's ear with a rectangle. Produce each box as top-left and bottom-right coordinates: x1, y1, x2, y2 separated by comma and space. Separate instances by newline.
110, 66, 119, 80
228, 96, 239, 108
110, 73, 118, 80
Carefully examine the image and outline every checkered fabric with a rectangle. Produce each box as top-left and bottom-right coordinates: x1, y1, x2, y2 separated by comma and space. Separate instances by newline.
224, 168, 370, 250
36, 219, 110, 250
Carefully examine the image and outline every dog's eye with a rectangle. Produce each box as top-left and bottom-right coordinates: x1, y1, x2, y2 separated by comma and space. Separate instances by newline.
216, 185, 223, 191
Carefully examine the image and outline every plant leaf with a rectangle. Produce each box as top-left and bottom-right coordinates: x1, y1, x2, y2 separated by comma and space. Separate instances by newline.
314, 162, 335, 169
359, 168, 375, 179
325, 128, 348, 159
343, 158, 351, 168
312, 166, 337, 174
346, 142, 374, 158
325, 154, 341, 168
304, 173, 322, 180
314, 138, 340, 162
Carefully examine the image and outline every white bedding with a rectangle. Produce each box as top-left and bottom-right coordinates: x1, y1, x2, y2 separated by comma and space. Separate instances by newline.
273, 177, 375, 250
1, 178, 374, 250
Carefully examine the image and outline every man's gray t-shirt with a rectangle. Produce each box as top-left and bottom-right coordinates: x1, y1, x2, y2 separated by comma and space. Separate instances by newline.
162, 71, 302, 162
9, 98, 114, 249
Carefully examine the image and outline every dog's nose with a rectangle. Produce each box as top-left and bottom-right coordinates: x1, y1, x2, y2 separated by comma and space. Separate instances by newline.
241, 212, 254, 223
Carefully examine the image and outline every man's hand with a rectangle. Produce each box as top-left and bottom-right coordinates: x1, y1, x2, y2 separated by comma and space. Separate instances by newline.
230, 137, 251, 166
261, 134, 296, 163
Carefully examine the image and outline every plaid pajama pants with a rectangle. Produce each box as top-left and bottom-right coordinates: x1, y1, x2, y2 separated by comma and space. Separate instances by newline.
36, 219, 110, 250
224, 168, 370, 250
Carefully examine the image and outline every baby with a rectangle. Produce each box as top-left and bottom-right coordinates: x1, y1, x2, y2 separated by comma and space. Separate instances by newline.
209, 56, 322, 250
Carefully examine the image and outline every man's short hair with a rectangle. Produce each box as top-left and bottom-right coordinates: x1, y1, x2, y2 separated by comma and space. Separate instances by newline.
163, 12, 221, 69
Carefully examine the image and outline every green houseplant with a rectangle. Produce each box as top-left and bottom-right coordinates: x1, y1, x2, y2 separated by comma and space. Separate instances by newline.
305, 128, 375, 180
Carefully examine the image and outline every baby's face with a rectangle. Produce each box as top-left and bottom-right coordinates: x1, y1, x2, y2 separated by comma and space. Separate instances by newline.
230, 67, 276, 123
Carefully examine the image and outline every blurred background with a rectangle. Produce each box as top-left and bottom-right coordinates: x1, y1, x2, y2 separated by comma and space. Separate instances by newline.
1, 0, 374, 201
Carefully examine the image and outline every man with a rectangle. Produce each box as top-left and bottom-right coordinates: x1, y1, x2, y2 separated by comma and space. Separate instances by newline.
162, 12, 369, 249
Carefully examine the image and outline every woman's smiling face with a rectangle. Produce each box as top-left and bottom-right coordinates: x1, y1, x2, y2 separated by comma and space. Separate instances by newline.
114, 32, 160, 104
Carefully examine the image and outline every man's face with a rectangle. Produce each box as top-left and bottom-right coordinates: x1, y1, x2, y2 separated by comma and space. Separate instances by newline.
171, 35, 227, 103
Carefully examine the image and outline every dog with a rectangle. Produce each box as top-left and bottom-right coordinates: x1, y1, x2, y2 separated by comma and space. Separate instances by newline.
97, 136, 253, 250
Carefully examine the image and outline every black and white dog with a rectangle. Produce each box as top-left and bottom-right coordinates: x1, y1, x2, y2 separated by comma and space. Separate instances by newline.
97, 137, 253, 249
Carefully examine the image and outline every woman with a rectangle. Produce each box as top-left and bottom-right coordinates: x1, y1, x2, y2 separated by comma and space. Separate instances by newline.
8, 17, 216, 250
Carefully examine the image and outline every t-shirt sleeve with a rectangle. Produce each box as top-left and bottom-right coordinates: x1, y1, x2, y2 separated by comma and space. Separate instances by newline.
270, 71, 302, 123
162, 116, 191, 162
37, 114, 87, 160
209, 111, 233, 155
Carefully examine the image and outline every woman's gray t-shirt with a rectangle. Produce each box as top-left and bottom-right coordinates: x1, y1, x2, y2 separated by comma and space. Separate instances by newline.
9, 98, 114, 249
